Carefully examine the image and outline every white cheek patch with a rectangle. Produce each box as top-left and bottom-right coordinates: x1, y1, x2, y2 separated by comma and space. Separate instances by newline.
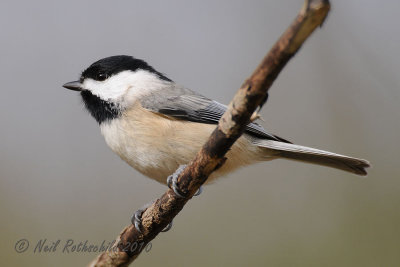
82, 71, 133, 102
82, 70, 168, 107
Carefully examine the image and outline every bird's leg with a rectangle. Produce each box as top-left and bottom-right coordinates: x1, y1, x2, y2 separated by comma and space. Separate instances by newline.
167, 164, 203, 198
162, 165, 202, 232
133, 165, 204, 233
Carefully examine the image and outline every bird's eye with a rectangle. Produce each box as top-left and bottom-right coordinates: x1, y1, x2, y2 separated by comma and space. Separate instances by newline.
96, 72, 108, 81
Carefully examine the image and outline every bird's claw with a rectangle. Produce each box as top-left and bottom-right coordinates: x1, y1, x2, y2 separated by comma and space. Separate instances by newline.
167, 165, 187, 198
132, 165, 204, 233
131, 208, 145, 233
167, 164, 203, 198
131, 201, 173, 233
161, 221, 173, 232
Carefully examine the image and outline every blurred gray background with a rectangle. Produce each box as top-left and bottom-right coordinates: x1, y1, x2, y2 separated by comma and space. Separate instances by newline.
1, 0, 399, 266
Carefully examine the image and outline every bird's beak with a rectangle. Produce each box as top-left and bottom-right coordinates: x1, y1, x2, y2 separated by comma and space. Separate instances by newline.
63, 81, 83, 91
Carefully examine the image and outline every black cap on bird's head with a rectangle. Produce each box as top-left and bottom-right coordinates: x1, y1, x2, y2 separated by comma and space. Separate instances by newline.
63, 55, 171, 91
63, 55, 172, 124
81, 55, 171, 83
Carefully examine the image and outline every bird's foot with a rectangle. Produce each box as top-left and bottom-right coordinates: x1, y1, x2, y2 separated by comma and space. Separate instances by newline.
132, 165, 204, 233
131, 201, 173, 233
167, 164, 203, 198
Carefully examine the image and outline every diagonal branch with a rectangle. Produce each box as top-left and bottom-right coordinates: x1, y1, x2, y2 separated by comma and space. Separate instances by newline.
89, 1, 330, 266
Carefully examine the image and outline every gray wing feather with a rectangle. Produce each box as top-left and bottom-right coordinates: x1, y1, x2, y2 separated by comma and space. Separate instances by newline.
140, 85, 289, 142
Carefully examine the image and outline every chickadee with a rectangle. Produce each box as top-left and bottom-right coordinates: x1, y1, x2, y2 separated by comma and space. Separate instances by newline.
63, 55, 370, 186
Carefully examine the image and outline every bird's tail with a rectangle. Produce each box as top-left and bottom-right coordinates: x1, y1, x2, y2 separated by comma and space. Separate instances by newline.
252, 139, 370, 176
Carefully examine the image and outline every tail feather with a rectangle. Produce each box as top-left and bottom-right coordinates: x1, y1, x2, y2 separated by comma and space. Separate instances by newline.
252, 139, 370, 176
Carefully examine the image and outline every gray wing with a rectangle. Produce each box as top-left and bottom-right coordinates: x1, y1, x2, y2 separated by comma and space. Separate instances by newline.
140, 85, 290, 142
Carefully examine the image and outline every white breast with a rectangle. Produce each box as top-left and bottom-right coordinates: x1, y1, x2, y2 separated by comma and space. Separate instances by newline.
99, 104, 209, 183
100, 104, 269, 184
